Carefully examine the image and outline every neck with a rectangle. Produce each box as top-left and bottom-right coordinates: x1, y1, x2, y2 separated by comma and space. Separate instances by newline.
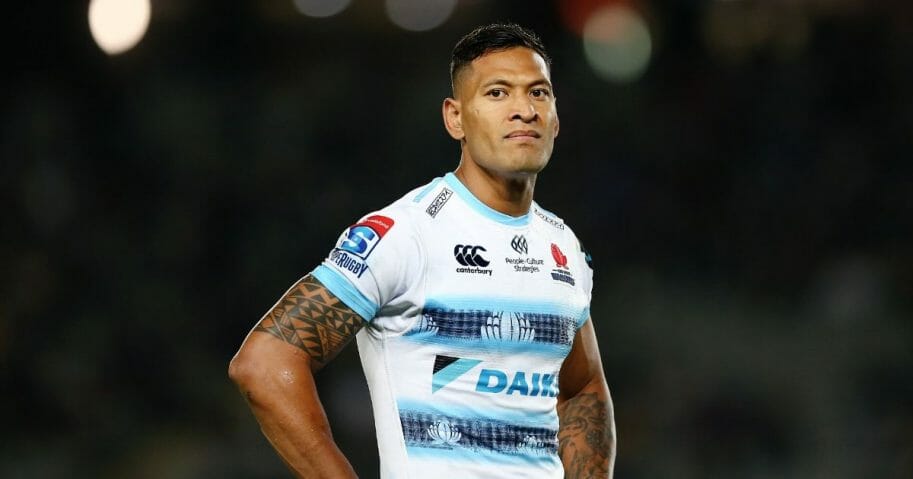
453, 155, 536, 217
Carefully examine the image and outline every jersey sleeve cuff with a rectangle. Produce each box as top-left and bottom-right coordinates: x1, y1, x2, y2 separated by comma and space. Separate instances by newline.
577, 306, 591, 328
312, 264, 379, 322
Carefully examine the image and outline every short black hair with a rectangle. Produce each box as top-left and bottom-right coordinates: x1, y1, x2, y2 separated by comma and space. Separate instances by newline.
450, 23, 551, 94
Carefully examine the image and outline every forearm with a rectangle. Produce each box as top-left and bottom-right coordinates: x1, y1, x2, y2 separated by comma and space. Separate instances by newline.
230, 341, 357, 478
230, 274, 367, 477
557, 378, 616, 479
246, 378, 356, 478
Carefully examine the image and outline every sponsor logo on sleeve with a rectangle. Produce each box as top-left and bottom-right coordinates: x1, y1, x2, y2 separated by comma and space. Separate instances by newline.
425, 187, 453, 218
331, 215, 394, 278
534, 207, 564, 230
330, 249, 370, 278
337, 215, 394, 259
549, 243, 575, 286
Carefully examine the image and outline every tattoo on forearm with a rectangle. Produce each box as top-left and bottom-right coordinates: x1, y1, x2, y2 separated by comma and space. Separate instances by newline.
557, 392, 614, 478
255, 275, 365, 367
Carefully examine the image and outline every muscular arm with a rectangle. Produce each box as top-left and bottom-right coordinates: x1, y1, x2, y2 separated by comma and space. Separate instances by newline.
228, 274, 366, 478
557, 318, 616, 478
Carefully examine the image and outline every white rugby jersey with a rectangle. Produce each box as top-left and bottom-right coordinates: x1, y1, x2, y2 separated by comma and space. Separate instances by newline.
313, 172, 593, 479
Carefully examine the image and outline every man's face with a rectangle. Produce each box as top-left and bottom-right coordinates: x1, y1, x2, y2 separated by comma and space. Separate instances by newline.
448, 47, 559, 178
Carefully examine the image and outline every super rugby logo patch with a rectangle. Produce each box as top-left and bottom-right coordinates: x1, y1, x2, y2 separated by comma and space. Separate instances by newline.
331, 215, 394, 278
337, 215, 394, 259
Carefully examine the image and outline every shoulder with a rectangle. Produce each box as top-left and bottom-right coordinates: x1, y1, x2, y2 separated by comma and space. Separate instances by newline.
362, 175, 459, 231
402, 176, 455, 220
532, 201, 593, 270
531, 202, 567, 232
340, 176, 450, 253
359, 177, 446, 229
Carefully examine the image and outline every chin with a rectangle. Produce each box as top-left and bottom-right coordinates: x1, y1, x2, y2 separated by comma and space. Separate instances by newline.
514, 153, 550, 173
504, 158, 549, 177
474, 150, 551, 177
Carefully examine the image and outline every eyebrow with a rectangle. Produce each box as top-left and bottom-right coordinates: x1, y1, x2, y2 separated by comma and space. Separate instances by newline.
480, 78, 553, 89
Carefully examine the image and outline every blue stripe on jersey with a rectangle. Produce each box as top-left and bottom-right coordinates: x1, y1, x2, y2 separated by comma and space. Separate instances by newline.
412, 177, 443, 203
396, 399, 558, 428
399, 408, 558, 462
405, 310, 576, 350
405, 444, 562, 468
444, 173, 530, 226
407, 333, 572, 357
424, 296, 583, 319
311, 265, 378, 321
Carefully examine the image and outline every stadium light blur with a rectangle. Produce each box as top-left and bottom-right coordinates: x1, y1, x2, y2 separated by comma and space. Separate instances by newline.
560, 0, 621, 35
292, 0, 351, 18
582, 4, 652, 83
88, 0, 151, 55
386, 0, 457, 32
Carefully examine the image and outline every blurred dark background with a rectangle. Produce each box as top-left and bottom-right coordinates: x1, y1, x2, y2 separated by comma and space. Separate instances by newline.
2, 0, 911, 477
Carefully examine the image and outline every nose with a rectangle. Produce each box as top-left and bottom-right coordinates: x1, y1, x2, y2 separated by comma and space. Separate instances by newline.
510, 98, 538, 123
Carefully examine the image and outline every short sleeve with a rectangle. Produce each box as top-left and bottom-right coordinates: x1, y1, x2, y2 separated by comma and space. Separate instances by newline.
570, 231, 594, 327
312, 208, 422, 322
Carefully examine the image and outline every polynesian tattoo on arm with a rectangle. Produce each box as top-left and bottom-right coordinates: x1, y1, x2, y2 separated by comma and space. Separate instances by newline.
557, 391, 614, 479
254, 274, 365, 369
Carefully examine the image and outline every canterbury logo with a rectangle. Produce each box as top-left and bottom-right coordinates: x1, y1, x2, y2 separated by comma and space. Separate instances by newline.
453, 244, 490, 267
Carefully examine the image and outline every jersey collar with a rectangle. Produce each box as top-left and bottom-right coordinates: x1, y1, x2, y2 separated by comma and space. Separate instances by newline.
444, 172, 531, 227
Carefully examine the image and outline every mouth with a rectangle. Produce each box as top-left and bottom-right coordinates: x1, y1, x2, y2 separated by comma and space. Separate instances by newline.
505, 130, 541, 140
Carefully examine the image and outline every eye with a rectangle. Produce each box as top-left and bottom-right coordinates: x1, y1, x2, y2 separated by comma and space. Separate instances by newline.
531, 88, 551, 99
486, 89, 506, 98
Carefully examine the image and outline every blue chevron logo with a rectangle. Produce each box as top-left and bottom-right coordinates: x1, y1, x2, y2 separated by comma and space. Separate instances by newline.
431, 355, 482, 393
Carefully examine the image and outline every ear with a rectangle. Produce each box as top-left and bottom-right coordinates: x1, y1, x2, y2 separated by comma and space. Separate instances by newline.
552, 94, 560, 138
442, 97, 464, 140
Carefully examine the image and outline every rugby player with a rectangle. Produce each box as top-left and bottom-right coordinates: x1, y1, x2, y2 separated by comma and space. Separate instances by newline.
230, 23, 616, 478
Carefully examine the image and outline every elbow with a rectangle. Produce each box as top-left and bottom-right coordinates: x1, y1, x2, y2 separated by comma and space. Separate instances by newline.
229, 349, 273, 408
228, 348, 259, 391
228, 335, 318, 409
